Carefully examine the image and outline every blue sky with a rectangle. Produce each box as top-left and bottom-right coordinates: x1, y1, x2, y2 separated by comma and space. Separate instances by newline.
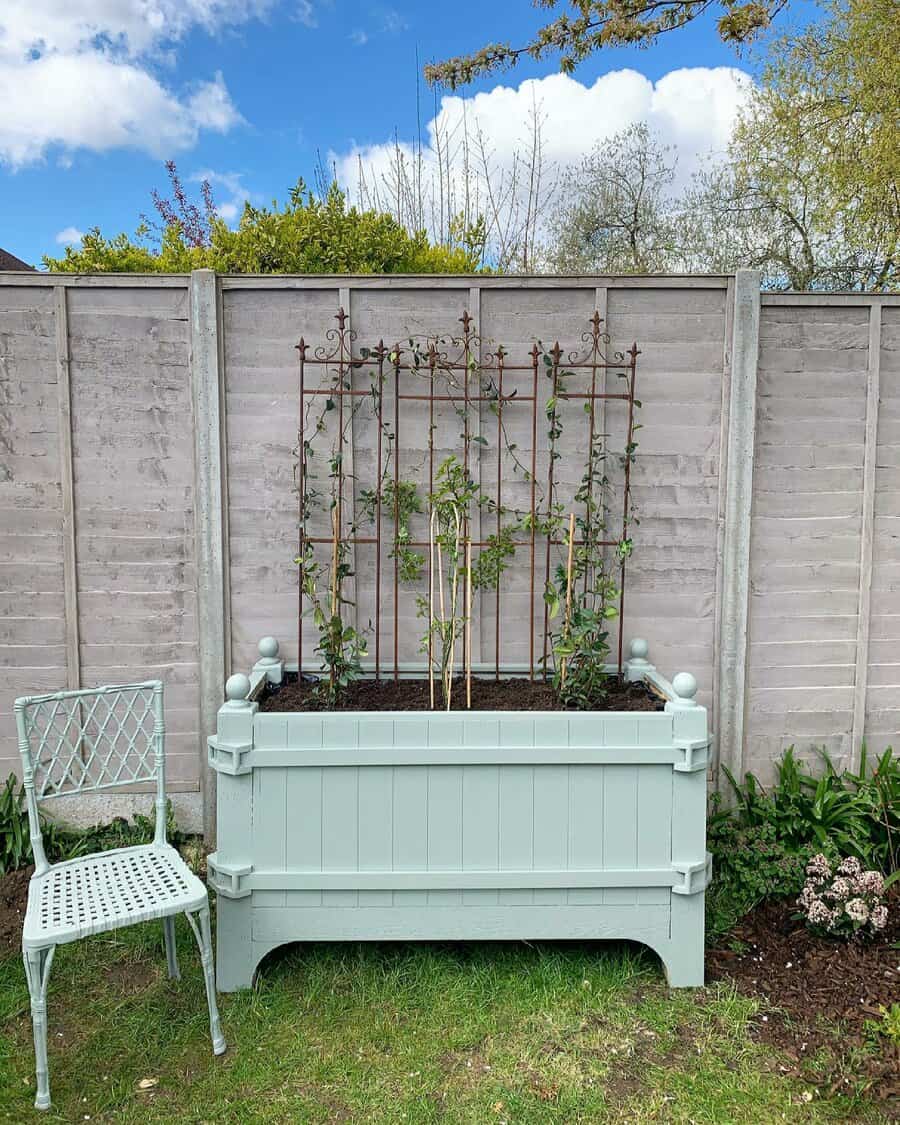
0, 1, 820, 267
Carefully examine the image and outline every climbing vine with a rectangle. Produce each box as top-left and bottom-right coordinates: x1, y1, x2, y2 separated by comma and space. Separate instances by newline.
295, 310, 640, 708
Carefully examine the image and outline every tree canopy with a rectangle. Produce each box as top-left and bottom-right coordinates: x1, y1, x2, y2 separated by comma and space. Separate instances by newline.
546, 0, 898, 290
727, 0, 899, 289
547, 124, 682, 274
43, 173, 481, 275
425, 0, 789, 88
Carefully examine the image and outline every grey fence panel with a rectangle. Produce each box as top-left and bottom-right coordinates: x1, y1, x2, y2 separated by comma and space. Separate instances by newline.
741, 296, 895, 781
0, 285, 65, 771
869, 305, 900, 756
223, 285, 340, 672
66, 284, 201, 790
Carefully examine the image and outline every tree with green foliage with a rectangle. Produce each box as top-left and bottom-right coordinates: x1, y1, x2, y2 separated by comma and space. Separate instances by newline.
549, 0, 898, 291
425, 0, 790, 88
44, 164, 482, 275
546, 124, 683, 274
722, 0, 899, 290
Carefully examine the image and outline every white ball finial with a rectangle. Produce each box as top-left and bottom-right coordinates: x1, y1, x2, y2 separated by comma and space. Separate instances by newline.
225, 673, 251, 703
672, 672, 697, 701
258, 636, 279, 660
629, 638, 649, 661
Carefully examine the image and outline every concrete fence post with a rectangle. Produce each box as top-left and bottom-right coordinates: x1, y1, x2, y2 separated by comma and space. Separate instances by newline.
715, 269, 762, 791
851, 300, 882, 771
190, 269, 227, 844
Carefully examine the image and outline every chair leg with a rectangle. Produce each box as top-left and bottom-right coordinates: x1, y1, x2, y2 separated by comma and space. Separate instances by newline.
23, 945, 55, 1111
163, 915, 180, 980
185, 908, 226, 1056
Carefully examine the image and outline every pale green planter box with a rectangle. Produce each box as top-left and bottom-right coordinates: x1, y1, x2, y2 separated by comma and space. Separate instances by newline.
208, 639, 710, 990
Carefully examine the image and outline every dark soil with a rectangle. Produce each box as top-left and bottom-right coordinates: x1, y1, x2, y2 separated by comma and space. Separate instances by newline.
258, 672, 666, 713
709, 888, 900, 1105
0, 863, 32, 953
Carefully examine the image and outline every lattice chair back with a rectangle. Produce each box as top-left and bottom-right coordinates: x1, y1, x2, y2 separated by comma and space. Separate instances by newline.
14, 681, 167, 875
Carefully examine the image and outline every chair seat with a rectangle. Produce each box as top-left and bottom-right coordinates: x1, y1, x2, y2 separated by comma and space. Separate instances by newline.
23, 843, 208, 949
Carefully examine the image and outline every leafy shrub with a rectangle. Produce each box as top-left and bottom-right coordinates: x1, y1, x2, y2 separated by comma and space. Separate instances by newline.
50, 803, 184, 863
0, 773, 31, 875
866, 1003, 900, 1047
798, 854, 889, 940
706, 814, 824, 938
707, 746, 900, 938
44, 179, 483, 275
0, 772, 184, 874
721, 746, 899, 874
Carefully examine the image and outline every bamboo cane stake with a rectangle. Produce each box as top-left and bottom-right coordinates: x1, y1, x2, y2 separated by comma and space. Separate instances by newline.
561, 511, 576, 687
436, 515, 447, 708
465, 538, 472, 709
429, 508, 437, 710
445, 506, 462, 712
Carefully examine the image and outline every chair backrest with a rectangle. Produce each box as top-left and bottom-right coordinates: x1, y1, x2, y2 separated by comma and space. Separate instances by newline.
14, 681, 167, 873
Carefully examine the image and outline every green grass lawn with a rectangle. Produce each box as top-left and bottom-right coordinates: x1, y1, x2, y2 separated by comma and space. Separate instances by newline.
0, 916, 889, 1123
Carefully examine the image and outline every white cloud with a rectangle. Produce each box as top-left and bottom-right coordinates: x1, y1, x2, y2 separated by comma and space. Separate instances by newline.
187, 72, 245, 132
333, 66, 753, 221
295, 1, 317, 28
0, 2, 271, 167
0, 2, 275, 61
55, 226, 84, 245
379, 9, 406, 34
348, 8, 404, 49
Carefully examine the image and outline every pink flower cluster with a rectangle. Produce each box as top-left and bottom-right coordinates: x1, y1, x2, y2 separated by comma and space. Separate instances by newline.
797, 854, 889, 939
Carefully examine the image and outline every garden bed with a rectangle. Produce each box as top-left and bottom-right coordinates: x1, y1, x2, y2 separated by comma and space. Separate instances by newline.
708, 889, 900, 1102
258, 672, 665, 713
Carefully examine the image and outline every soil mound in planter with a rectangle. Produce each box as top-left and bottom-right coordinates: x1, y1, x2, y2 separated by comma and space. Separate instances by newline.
709, 889, 900, 1104
258, 674, 666, 714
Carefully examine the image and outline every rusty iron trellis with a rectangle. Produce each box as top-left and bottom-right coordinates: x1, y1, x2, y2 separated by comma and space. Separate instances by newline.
295, 309, 640, 690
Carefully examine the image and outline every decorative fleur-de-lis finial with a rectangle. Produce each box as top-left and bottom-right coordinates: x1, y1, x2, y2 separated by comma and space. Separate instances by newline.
295, 337, 307, 357
336, 307, 348, 330
460, 309, 473, 336
550, 341, 563, 364
589, 310, 603, 338
530, 342, 541, 361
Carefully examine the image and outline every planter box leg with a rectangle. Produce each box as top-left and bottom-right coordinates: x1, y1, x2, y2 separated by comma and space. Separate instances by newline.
663, 894, 705, 987
216, 897, 255, 992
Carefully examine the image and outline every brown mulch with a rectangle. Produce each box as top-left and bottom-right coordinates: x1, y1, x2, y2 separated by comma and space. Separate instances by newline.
259, 673, 665, 713
709, 889, 900, 1104
0, 863, 32, 953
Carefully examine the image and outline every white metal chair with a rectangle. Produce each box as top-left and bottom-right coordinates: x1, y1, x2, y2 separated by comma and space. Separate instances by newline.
14, 680, 226, 1110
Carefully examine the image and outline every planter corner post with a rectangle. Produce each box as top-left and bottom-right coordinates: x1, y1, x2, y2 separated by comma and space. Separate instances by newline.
207, 674, 257, 991
665, 671, 710, 987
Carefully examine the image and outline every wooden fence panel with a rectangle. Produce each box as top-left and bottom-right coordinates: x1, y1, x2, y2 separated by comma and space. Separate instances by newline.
745, 300, 872, 779
0, 285, 64, 772
867, 305, 900, 755
66, 284, 200, 791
